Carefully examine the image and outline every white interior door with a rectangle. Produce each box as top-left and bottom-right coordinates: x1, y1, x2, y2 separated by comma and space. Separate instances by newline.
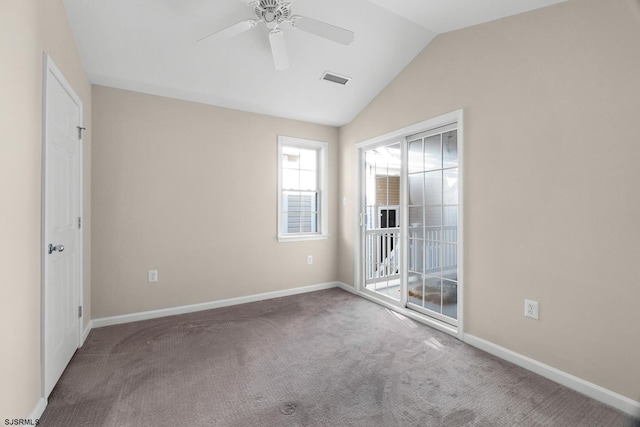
43, 54, 83, 397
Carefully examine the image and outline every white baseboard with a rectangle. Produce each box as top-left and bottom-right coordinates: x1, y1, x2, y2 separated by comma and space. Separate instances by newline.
81, 320, 93, 345
92, 281, 341, 328
28, 397, 47, 422
464, 333, 640, 418
336, 281, 356, 294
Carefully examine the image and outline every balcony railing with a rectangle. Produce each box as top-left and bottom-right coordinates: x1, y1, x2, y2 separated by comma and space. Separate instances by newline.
365, 225, 458, 284
408, 225, 458, 276
365, 228, 400, 282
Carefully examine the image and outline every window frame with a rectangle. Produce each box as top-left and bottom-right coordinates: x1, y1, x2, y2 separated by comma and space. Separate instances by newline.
277, 135, 329, 242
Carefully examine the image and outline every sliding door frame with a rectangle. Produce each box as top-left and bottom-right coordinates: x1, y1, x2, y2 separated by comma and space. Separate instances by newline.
354, 109, 464, 339
357, 138, 405, 307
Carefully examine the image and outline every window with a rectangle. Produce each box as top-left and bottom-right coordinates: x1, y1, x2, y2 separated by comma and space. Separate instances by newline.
278, 136, 328, 241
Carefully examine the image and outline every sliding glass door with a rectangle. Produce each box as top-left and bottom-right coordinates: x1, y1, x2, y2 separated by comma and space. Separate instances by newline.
362, 142, 402, 301
357, 112, 462, 330
406, 126, 459, 325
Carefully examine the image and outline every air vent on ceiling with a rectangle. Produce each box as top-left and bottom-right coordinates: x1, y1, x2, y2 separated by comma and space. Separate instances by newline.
321, 71, 351, 86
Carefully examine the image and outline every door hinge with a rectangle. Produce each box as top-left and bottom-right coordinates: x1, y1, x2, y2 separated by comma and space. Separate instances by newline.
78, 217, 82, 229
77, 126, 86, 140
78, 306, 83, 318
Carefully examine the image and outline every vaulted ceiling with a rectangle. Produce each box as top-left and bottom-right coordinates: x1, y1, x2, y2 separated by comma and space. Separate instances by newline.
63, 0, 566, 126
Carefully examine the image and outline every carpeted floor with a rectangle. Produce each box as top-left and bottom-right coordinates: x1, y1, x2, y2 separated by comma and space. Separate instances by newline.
40, 288, 636, 426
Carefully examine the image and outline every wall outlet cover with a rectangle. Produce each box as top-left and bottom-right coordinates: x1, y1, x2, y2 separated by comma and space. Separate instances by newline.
524, 299, 539, 320
148, 270, 158, 283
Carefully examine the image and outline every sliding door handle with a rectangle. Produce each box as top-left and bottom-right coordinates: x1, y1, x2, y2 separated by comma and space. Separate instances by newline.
48, 244, 64, 254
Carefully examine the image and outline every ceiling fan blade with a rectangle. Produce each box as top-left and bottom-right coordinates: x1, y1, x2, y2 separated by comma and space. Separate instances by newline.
291, 15, 354, 45
197, 20, 257, 46
269, 29, 290, 70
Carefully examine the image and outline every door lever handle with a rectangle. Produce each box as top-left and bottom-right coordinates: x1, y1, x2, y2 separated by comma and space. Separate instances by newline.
48, 244, 64, 254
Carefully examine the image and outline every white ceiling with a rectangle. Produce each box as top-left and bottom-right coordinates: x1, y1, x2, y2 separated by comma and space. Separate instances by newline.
63, 0, 566, 127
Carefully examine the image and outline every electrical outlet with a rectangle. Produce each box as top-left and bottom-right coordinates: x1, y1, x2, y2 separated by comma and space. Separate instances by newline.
307, 255, 313, 265
148, 270, 158, 283
524, 299, 539, 320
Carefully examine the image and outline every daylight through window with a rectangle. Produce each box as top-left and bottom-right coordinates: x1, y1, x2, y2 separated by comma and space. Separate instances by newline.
278, 136, 328, 241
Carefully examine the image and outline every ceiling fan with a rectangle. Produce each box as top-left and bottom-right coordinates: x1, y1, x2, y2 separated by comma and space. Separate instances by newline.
197, 0, 355, 70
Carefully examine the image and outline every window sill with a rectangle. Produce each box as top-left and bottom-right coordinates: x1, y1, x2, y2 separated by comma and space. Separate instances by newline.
277, 234, 329, 243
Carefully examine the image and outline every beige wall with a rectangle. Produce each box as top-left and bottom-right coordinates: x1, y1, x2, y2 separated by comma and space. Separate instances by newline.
0, 0, 91, 418
91, 86, 339, 318
339, 0, 640, 401
0, 1, 43, 418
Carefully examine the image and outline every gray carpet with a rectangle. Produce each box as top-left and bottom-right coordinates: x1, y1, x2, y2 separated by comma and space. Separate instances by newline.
40, 288, 636, 426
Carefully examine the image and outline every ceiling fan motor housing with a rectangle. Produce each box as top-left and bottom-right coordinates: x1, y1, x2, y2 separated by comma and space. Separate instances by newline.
254, 0, 291, 28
